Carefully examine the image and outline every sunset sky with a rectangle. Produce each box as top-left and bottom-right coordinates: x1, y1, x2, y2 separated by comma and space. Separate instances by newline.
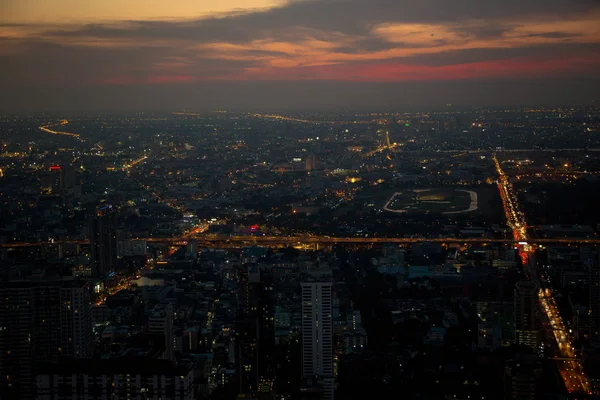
1, 0, 600, 110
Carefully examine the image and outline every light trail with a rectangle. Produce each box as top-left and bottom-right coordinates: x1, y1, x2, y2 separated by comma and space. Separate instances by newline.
39, 120, 82, 140
122, 155, 147, 171
93, 223, 208, 306
540, 288, 592, 394
173, 112, 202, 116
250, 113, 334, 124
249, 113, 373, 125
363, 142, 401, 157
3, 236, 600, 249
493, 154, 530, 261
364, 126, 402, 157
494, 153, 592, 395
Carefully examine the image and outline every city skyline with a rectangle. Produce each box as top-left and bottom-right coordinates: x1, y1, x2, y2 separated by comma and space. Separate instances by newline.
2, 0, 600, 111
2, 106, 600, 398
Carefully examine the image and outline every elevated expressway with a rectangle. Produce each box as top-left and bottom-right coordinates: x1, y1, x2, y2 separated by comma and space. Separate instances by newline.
1, 235, 600, 249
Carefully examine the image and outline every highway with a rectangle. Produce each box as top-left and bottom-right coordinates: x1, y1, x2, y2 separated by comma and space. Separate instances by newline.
540, 288, 592, 394
363, 141, 402, 158
124, 155, 147, 170
94, 275, 135, 305
249, 113, 371, 125
2, 236, 600, 249
493, 153, 592, 395
39, 120, 83, 140
3, 235, 600, 249
420, 148, 600, 154
493, 154, 530, 262
93, 224, 208, 305
363, 125, 403, 158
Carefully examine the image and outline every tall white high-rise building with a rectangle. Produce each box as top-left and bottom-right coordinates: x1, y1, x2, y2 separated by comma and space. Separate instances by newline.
301, 268, 334, 400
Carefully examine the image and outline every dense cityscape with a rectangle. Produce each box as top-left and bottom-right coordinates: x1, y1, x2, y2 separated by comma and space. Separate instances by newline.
1, 107, 600, 399
3, 0, 600, 397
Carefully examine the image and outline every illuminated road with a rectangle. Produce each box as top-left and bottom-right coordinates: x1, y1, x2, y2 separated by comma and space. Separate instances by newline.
516, 171, 600, 177
422, 148, 600, 154
185, 223, 209, 238
250, 113, 335, 124
540, 288, 592, 394
364, 126, 403, 158
363, 142, 402, 157
249, 113, 373, 125
494, 153, 591, 395
125, 155, 147, 169
493, 154, 530, 262
3, 235, 600, 249
93, 224, 208, 306
39, 120, 83, 140
173, 112, 202, 116
94, 277, 133, 306
120, 154, 148, 174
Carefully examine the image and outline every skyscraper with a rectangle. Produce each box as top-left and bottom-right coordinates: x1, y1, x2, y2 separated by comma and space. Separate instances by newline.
42, 165, 78, 199
236, 265, 275, 397
589, 252, 600, 337
301, 268, 334, 400
514, 280, 540, 350
60, 281, 94, 359
148, 303, 174, 361
305, 154, 317, 171
89, 204, 117, 276
504, 353, 542, 400
47, 165, 63, 194
0, 277, 93, 399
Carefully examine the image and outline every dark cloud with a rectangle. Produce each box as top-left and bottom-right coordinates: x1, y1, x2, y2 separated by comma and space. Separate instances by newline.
236, 49, 292, 58
0, 38, 260, 87
389, 43, 600, 67
333, 37, 397, 54
521, 32, 582, 39
450, 24, 517, 40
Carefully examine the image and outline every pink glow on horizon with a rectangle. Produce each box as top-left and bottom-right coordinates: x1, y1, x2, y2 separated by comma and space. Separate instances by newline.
228, 56, 600, 82
99, 75, 194, 85
148, 75, 194, 83
94, 55, 600, 86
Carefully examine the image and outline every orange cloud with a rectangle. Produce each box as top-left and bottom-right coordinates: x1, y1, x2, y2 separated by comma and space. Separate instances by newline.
190, 14, 600, 71
2, 0, 288, 23
372, 14, 600, 54
2, 4, 599, 85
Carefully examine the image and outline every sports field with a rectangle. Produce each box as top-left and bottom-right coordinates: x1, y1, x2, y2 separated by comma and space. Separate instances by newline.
383, 188, 477, 214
